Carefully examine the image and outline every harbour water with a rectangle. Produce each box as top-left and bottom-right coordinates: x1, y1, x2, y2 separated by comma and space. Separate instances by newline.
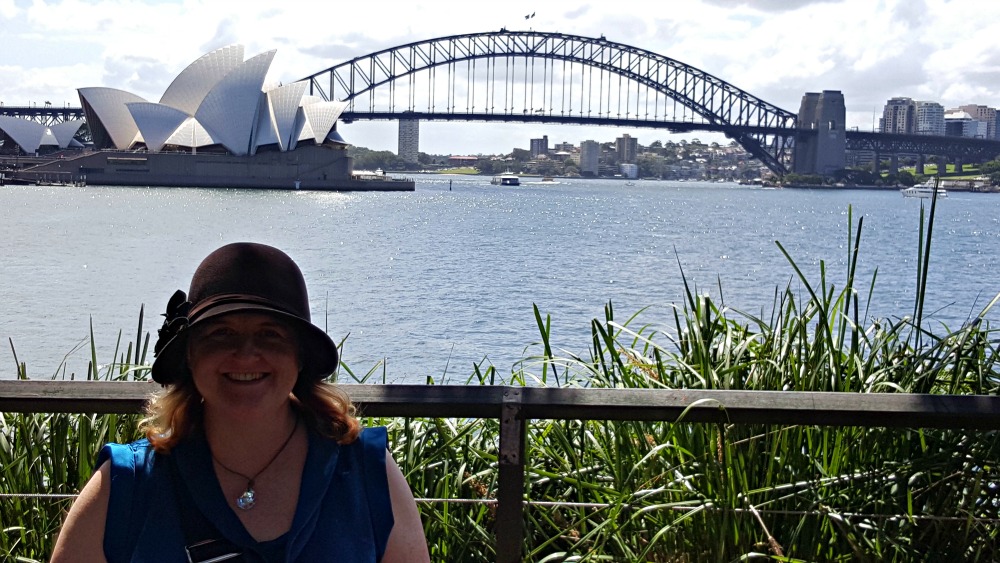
2, 176, 998, 382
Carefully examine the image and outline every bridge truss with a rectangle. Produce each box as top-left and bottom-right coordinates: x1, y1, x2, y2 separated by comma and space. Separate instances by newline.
302, 30, 799, 174
0, 106, 84, 126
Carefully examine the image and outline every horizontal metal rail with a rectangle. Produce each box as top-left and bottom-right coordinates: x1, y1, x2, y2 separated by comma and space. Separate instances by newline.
2, 381, 999, 563
3, 381, 999, 427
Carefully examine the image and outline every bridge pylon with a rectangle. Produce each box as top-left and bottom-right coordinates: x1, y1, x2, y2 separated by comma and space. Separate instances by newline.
794, 90, 846, 176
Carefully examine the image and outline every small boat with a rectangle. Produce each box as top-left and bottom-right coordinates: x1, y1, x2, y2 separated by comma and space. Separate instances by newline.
541, 176, 555, 183
901, 181, 948, 199
624, 181, 636, 186
491, 171, 520, 186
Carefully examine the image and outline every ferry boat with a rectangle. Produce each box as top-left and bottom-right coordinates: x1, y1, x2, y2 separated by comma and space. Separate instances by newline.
901, 181, 948, 199
491, 171, 519, 186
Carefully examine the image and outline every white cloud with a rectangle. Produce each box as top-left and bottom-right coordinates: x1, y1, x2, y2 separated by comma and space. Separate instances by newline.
5, 0, 1000, 154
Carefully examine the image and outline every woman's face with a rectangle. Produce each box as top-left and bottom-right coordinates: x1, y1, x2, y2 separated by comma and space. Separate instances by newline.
187, 312, 300, 421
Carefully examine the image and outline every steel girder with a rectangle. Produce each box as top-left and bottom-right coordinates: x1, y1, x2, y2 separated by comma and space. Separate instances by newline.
0, 106, 84, 126
846, 131, 1000, 161
302, 30, 798, 174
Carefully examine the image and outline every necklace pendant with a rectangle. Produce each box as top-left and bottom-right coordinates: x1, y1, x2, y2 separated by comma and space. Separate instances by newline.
236, 488, 256, 510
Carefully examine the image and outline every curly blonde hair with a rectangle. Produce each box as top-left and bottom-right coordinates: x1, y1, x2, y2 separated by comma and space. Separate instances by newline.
141, 376, 360, 453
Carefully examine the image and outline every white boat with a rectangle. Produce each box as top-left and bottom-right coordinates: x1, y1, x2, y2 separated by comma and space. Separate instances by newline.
491, 171, 519, 186
901, 181, 948, 198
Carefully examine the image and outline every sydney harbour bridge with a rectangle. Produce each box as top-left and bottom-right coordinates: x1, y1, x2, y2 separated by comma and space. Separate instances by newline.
6, 30, 1000, 176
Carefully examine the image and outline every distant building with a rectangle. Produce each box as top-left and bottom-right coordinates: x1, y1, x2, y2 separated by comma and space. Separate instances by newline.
579, 140, 600, 176
945, 111, 987, 138
530, 135, 549, 158
447, 155, 479, 167
616, 134, 638, 163
880, 97, 915, 134
957, 104, 999, 139
915, 101, 945, 136
620, 163, 638, 179
398, 117, 419, 163
553, 141, 574, 152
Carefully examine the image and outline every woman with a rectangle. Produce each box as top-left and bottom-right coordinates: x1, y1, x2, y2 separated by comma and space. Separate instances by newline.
52, 242, 429, 562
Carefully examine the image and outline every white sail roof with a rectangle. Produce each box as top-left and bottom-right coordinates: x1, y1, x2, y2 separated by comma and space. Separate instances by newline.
302, 101, 349, 146
195, 50, 276, 156
49, 119, 86, 147
159, 44, 245, 116
0, 117, 86, 153
268, 81, 309, 151
78, 87, 148, 149
126, 102, 191, 152
164, 117, 217, 148
0, 116, 46, 152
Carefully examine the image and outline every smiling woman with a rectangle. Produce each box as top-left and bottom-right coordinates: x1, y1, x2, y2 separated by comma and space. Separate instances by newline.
49, 242, 429, 563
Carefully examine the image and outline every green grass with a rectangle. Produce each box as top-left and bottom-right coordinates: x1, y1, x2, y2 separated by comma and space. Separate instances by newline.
907, 163, 982, 178
3, 203, 999, 561
434, 167, 480, 175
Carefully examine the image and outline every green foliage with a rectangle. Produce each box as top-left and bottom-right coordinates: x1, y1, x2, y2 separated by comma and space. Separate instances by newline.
782, 173, 824, 185
897, 170, 916, 186
347, 146, 412, 171
2, 313, 150, 561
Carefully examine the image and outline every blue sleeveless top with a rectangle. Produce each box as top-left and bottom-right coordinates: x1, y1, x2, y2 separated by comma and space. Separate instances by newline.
98, 427, 394, 562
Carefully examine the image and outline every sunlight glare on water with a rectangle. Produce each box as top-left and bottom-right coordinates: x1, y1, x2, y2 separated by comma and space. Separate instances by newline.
1, 176, 998, 381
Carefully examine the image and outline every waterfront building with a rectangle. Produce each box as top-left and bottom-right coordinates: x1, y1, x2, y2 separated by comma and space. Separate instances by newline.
78, 44, 350, 155
915, 101, 945, 136
398, 117, 419, 162
579, 140, 600, 176
956, 104, 999, 139
880, 97, 915, 134
18, 44, 414, 191
620, 163, 638, 179
616, 134, 638, 163
530, 135, 549, 158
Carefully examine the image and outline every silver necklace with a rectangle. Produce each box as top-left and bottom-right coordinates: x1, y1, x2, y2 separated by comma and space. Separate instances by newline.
211, 417, 299, 510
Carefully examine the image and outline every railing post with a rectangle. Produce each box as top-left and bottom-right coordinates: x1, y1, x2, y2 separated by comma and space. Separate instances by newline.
496, 387, 526, 563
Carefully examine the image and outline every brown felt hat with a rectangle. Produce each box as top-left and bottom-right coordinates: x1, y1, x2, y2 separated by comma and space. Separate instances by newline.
150, 242, 338, 384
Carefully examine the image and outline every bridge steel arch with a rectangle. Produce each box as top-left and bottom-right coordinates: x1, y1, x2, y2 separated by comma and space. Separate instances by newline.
302, 30, 799, 174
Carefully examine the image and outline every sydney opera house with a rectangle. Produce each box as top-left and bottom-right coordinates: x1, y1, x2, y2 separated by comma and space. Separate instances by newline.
3, 45, 412, 190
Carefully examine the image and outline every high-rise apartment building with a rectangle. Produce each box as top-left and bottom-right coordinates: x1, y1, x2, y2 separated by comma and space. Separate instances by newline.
579, 140, 600, 176
880, 97, 916, 134
957, 104, 999, 139
616, 134, 638, 163
530, 135, 549, 158
398, 117, 419, 163
915, 101, 945, 136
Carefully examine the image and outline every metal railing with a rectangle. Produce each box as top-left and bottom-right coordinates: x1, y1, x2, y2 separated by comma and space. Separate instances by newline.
2, 381, 1000, 562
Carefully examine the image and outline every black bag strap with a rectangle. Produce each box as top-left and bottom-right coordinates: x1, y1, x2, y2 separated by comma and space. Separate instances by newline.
168, 455, 247, 563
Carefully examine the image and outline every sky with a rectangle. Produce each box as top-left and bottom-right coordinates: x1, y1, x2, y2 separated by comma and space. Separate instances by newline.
3, 0, 1000, 155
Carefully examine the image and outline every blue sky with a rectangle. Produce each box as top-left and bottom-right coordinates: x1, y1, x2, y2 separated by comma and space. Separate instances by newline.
3, 0, 1000, 154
